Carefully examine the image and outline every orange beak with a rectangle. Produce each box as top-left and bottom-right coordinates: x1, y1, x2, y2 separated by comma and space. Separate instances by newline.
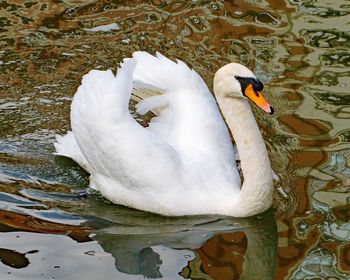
244, 84, 274, 114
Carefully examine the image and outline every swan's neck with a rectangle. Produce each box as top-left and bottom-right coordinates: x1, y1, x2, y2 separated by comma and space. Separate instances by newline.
216, 96, 273, 216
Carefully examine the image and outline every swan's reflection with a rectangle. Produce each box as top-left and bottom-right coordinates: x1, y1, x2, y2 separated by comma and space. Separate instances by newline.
87, 207, 277, 279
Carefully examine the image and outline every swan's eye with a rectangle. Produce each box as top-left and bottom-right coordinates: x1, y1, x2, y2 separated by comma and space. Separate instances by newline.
253, 79, 264, 92
235, 76, 260, 96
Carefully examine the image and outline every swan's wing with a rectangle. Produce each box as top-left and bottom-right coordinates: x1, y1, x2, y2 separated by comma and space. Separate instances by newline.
70, 59, 184, 194
132, 52, 240, 186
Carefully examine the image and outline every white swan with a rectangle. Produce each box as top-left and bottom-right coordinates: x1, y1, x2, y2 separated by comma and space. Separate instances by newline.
54, 52, 274, 217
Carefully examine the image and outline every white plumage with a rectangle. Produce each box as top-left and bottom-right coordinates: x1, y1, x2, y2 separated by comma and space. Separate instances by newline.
55, 52, 273, 217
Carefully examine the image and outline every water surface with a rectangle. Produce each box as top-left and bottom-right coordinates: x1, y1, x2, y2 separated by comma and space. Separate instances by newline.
0, 0, 349, 279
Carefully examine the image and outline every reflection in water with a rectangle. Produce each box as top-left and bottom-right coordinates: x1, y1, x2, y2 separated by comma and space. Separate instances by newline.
0, 231, 115, 280
0, 206, 277, 279
1, 0, 350, 279
89, 209, 277, 279
0, 248, 30, 269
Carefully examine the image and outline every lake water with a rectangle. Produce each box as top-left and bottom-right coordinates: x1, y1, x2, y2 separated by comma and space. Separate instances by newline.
0, 0, 349, 279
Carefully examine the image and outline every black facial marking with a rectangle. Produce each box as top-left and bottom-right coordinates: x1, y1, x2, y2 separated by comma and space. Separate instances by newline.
235, 76, 264, 96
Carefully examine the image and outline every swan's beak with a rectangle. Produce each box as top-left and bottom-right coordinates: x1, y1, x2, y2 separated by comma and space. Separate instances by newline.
244, 84, 274, 114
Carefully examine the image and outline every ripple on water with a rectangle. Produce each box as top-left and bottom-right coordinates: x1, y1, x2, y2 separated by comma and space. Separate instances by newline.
0, 0, 350, 279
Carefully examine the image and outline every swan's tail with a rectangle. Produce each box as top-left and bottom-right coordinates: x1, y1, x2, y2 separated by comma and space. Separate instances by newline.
54, 131, 91, 173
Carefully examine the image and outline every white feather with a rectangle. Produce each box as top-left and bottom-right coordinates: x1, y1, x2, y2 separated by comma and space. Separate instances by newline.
54, 131, 91, 173
54, 51, 273, 217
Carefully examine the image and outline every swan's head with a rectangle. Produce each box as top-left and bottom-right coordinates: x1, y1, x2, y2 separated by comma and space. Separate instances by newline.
213, 63, 274, 114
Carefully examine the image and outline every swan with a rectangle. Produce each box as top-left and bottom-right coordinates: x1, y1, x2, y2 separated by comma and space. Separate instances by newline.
54, 51, 274, 217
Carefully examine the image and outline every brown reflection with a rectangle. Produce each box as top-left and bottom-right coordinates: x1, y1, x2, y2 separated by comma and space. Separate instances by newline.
275, 112, 349, 279
0, 152, 47, 165
276, 217, 322, 279
0, 180, 72, 196
0, 248, 29, 269
0, 210, 91, 242
290, 151, 327, 169
195, 232, 247, 279
332, 205, 350, 223
339, 244, 350, 273
279, 114, 331, 136
298, 138, 339, 148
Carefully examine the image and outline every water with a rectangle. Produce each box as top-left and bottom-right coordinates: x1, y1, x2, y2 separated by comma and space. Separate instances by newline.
0, 0, 349, 279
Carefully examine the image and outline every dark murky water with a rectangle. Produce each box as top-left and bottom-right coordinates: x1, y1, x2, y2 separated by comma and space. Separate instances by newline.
0, 0, 349, 279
